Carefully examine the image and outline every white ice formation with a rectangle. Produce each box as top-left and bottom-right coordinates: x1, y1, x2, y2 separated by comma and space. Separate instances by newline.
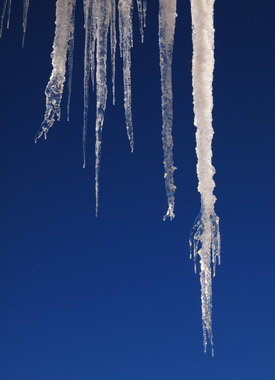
1, 0, 221, 354
34, 0, 146, 214
34, 0, 75, 142
158, 0, 177, 221
189, 0, 220, 356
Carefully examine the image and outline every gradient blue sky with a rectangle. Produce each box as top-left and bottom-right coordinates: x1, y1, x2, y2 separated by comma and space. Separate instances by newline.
0, 0, 275, 379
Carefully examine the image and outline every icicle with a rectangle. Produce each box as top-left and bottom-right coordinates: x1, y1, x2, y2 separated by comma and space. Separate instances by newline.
22, 0, 30, 47
89, 1, 97, 91
94, 0, 111, 216
6, 0, 11, 29
0, 0, 8, 37
136, 0, 146, 43
143, 0, 147, 29
82, 0, 92, 168
66, 0, 76, 122
189, 0, 221, 356
35, 0, 75, 142
83, 0, 97, 168
110, 0, 117, 105
118, 0, 134, 152
158, 0, 177, 221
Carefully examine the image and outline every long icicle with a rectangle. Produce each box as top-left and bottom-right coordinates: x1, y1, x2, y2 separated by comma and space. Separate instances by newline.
83, 0, 96, 169
189, 0, 221, 356
66, 0, 76, 121
118, 0, 134, 152
35, 0, 75, 142
136, 0, 146, 43
94, 0, 111, 216
158, 0, 177, 221
22, 0, 30, 47
110, 0, 116, 105
0, 0, 8, 38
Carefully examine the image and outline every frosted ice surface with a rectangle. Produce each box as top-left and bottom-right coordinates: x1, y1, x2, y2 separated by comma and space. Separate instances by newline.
190, 0, 220, 355
118, 0, 134, 152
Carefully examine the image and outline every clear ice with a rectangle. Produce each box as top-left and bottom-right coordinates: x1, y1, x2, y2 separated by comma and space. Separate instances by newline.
158, 0, 177, 221
35, 0, 75, 142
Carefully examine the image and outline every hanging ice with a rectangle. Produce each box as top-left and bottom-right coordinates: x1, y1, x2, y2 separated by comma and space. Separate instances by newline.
35, 0, 75, 142
118, 0, 134, 152
66, 0, 76, 121
136, 0, 146, 43
110, 0, 117, 105
0, 0, 8, 37
94, 0, 111, 216
0, 0, 30, 44
7, 0, 11, 29
1, 0, 221, 354
158, 0, 177, 221
189, 0, 221, 356
22, 0, 30, 47
82, 0, 94, 169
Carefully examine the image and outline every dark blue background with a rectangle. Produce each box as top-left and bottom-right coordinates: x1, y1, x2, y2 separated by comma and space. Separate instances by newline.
0, 0, 274, 378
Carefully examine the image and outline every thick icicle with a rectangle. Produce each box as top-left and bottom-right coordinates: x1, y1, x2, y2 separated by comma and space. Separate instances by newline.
118, 0, 134, 152
66, 0, 76, 121
35, 0, 75, 142
189, 0, 221, 356
136, 0, 146, 43
158, 0, 177, 221
94, 0, 111, 216
0, 0, 8, 37
22, 0, 30, 47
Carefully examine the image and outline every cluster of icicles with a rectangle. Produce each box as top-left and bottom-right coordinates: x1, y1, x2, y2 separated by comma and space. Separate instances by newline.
1, 0, 221, 355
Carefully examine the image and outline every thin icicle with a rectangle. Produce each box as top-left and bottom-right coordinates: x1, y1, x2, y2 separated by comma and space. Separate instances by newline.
94, 0, 111, 216
89, 1, 97, 91
118, 0, 134, 152
110, 0, 117, 105
66, 0, 76, 122
189, 0, 220, 356
82, 0, 93, 169
22, 0, 30, 47
35, 0, 75, 142
136, 0, 146, 43
143, 0, 147, 29
158, 0, 177, 221
6, 0, 11, 29
0, 0, 8, 38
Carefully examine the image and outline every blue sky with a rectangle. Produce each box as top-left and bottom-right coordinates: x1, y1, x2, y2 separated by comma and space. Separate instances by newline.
0, 0, 275, 379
